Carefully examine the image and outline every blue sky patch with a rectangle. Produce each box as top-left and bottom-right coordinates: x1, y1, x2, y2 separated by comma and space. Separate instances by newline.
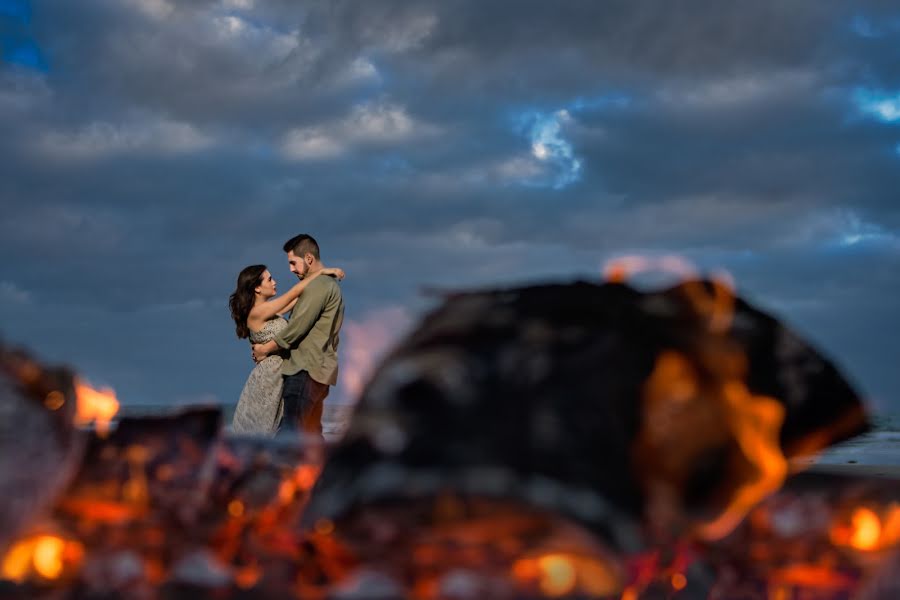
2, 39, 46, 71
0, 0, 29, 22
511, 108, 582, 189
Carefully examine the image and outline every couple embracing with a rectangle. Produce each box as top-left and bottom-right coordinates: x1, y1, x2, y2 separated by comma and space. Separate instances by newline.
228, 233, 344, 437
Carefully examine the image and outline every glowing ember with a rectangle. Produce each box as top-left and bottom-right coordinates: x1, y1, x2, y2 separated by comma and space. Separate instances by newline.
1, 535, 84, 582
851, 508, 881, 551
43, 390, 65, 411
537, 554, 577, 596
831, 504, 900, 552
234, 564, 261, 589
74, 378, 119, 436
767, 564, 856, 589
228, 500, 245, 517
314, 518, 335, 536
32, 536, 65, 579
511, 553, 620, 597
1, 539, 33, 582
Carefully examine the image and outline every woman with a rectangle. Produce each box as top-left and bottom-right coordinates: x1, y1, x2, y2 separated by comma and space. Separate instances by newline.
228, 264, 345, 435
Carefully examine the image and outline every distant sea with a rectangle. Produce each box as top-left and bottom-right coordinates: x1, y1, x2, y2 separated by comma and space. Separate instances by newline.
811, 414, 900, 467
115, 404, 900, 458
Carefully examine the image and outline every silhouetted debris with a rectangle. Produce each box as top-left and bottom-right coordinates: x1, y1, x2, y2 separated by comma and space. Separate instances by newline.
0, 343, 85, 555
0, 280, 882, 599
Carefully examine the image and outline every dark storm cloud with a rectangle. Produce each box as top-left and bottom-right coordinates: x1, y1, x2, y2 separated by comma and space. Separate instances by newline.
2, 0, 899, 409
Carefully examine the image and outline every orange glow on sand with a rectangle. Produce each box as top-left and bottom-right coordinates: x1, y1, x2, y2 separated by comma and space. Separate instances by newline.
74, 378, 120, 436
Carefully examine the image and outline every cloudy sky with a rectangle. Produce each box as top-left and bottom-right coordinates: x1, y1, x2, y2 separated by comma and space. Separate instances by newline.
1, 0, 898, 413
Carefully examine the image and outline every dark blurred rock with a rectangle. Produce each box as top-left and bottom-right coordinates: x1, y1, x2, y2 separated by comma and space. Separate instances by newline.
307, 280, 867, 548
0, 343, 85, 554
58, 407, 223, 529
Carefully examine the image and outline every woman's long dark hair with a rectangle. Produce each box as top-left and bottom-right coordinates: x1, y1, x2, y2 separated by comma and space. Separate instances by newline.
229, 265, 267, 339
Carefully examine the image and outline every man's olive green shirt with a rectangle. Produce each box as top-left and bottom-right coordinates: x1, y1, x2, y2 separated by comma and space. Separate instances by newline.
273, 274, 344, 385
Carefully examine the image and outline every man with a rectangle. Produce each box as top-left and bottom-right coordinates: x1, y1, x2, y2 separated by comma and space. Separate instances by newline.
252, 234, 344, 435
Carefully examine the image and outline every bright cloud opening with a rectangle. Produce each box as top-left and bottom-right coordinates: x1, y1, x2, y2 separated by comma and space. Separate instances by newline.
514, 108, 582, 189
853, 88, 900, 123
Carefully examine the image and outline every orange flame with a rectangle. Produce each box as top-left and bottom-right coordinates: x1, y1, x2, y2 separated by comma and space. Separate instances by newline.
74, 378, 119, 436
830, 504, 900, 552
1, 535, 84, 582
511, 553, 620, 597
696, 381, 787, 540
851, 508, 881, 550
637, 350, 788, 541
767, 564, 856, 589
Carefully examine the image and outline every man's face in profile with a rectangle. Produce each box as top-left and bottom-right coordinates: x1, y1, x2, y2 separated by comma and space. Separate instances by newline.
287, 250, 310, 279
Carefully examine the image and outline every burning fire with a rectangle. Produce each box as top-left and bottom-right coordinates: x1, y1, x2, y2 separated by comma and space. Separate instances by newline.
636, 349, 788, 541
511, 552, 621, 597
831, 504, 900, 552
609, 255, 787, 541
698, 380, 787, 540
74, 378, 119, 436
1, 535, 84, 583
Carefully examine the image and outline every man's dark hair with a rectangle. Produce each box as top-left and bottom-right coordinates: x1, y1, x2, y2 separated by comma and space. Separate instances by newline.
283, 234, 320, 260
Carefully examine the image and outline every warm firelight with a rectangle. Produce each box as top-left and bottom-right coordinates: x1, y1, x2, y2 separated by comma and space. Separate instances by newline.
277, 464, 322, 505
697, 381, 787, 540
830, 504, 900, 552
1, 535, 84, 583
611, 255, 789, 541
680, 276, 735, 334
603, 255, 699, 284
511, 553, 620, 597
638, 350, 788, 541
74, 378, 120, 436
851, 508, 881, 550
603, 255, 735, 333
536, 554, 576, 596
